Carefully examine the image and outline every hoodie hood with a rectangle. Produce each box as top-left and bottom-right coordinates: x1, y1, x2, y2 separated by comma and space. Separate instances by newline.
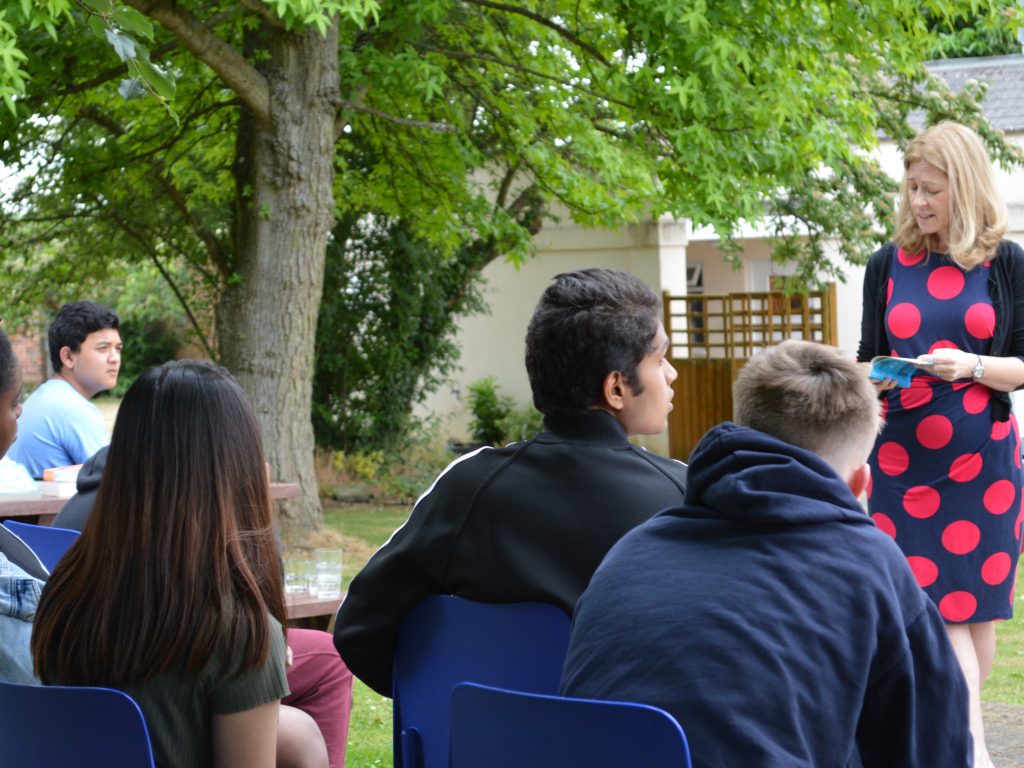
75, 445, 107, 493
677, 422, 872, 529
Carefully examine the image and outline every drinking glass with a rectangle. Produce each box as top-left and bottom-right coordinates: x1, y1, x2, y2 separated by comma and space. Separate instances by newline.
314, 548, 343, 599
284, 559, 312, 594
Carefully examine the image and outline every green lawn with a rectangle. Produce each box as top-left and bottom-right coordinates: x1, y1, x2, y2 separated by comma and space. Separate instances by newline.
329, 503, 1024, 765
989, 560, 1024, 704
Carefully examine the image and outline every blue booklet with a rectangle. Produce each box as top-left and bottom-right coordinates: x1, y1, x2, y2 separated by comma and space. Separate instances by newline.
869, 356, 934, 388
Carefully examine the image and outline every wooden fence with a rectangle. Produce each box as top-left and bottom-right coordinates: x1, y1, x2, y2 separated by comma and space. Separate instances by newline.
663, 284, 837, 460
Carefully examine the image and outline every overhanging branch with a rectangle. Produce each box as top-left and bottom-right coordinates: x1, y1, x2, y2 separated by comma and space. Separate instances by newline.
333, 98, 457, 133
462, 0, 611, 67
124, 0, 271, 119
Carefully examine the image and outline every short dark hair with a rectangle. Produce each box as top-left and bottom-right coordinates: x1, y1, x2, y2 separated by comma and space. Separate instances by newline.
0, 329, 17, 395
526, 268, 661, 415
48, 301, 120, 371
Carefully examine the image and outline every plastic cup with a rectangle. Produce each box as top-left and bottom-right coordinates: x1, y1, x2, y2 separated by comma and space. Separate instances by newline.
314, 548, 343, 598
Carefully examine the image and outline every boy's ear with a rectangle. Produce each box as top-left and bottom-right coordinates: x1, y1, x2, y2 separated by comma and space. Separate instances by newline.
601, 370, 627, 413
59, 346, 75, 370
847, 463, 871, 499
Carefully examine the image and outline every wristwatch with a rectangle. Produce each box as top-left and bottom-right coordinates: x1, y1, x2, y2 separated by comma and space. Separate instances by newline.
973, 355, 985, 380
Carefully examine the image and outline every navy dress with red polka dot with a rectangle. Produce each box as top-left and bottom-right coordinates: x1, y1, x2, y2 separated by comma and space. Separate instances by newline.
867, 248, 1023, 623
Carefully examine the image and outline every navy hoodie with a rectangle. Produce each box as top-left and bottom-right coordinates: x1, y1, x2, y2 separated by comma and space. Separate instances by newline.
561, 423, 971, 768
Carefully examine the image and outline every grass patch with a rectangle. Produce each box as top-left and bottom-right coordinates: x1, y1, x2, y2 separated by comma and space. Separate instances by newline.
987, 556, 1024, 705
326, 503, 405, 766
346, 679, 393, 767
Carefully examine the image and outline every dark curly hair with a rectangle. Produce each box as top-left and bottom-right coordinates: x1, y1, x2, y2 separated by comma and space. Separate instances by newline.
48, 301, 119, 371
526, 268, 661, 415
0, 329, 17, 395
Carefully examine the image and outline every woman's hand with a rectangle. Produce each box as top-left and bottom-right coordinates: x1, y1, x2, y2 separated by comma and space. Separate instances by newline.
922, 349, 976, 382
860, 361, 898, 392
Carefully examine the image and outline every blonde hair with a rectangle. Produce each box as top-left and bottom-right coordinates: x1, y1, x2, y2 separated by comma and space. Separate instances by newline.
893, 122, 1006, 269
733, 341, 882, 477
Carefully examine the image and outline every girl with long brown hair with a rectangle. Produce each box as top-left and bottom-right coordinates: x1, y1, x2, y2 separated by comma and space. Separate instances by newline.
32, 360, 294, 767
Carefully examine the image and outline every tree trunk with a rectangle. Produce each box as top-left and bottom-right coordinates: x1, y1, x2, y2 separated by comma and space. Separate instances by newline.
219, 22, 339, 541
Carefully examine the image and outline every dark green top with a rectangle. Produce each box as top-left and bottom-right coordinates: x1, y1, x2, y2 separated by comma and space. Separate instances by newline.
121, 616, 289, 768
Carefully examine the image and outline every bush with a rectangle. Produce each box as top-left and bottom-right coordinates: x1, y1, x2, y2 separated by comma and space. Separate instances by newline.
467, 376, 513, 446
467, 376, 543, 446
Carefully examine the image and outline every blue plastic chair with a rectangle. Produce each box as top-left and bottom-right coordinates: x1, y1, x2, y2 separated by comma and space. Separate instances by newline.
392, 595, 571, 768
449, 682, 693, 768
0, 680, 155, 767
2, 520, 80, 573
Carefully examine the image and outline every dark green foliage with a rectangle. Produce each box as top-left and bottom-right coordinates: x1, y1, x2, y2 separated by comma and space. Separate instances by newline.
466, 376, 544, 446
312, 214, 488, 454
466, 376, 512, 446
109, 316, 183, 397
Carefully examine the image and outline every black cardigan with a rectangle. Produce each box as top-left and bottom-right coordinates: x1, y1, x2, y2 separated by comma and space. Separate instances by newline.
857, 240, 1024, 421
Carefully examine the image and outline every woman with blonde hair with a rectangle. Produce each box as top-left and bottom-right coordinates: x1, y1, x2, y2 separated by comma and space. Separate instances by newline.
858, 121, 1024, 768
32, 360, 326, 768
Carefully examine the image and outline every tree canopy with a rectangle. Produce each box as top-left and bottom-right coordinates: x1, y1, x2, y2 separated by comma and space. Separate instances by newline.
1, 0, 1021, 535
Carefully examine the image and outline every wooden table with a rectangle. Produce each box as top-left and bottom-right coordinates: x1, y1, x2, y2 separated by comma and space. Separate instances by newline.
285, 591, 344, 631
0, 482, 301, 525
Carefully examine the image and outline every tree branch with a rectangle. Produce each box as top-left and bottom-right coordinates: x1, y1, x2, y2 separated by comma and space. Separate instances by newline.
462, 0, 611, 67
124, 0, 271, 119
333, 98, 457, 133
109, 211, 218, 358
237, 0, 286, 30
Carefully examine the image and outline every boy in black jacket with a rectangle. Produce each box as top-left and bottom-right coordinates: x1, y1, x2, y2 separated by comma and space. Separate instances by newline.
561, 340, 970, 767
333, 268, 688, 696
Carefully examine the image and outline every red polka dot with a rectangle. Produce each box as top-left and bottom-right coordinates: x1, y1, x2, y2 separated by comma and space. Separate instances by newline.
907, 555, 939, 587
929, 341, 959, 354
880, 398, 889, 421
877, 442, 910, 476
962, 385, 990, 415
983, 479, 1016, 514
887, 303, 921, 339
898, 248, 925, 266
939, 591, 977, 622
903, 486, 940, 519
872, 512, 896, 538
949, 453, 983, 483
942, 520, 981, 554
927, 265, 965, 299
900, 380, 933, 410
886, 277, 893, 304
866, 471, 873, 500
964, 303, 995, 339
981, 552, 1012, 585
916, 414, 953, 449
992, 420, 1012, 440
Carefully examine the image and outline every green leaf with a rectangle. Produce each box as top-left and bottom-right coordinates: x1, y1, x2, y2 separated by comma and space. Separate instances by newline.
104, 28, 136, 61
110, 9, 154, 40
136, 58, 176, 100
81, 0, 114, 13
87, 14, 105, 37
118, 76, 146, 100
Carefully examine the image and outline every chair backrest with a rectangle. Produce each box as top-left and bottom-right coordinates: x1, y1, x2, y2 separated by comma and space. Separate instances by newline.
449, 682, 692, 768
0, 680, 155, 767
392, 595, 571, 768
2, 520, 80, 573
